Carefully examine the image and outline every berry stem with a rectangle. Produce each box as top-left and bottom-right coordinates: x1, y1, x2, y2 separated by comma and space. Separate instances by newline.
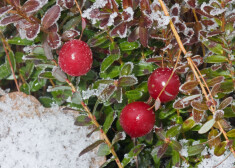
157, 0, 235, 157
74, 0, 84, 40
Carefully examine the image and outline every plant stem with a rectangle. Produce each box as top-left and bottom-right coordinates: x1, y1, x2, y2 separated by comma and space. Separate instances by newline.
157, 0, 235, 157
74, 0, 85, 40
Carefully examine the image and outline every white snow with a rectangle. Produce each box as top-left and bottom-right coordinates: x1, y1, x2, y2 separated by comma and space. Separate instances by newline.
0, 92, 105, 168
179, 139, 189, 157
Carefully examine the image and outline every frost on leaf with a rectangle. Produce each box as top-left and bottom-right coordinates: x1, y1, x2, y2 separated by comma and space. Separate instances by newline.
9, 0, 20, 7
22, 0, 42, 14
0, 6, 13, 17
42, 5, 61, 29
17, 19, 40, 41
47, 32, 61, 49
0, 15, 22, 26
170, 3, 180, 16
65, 0, 75, 8
62, 29, 80, 41
184, 0, 197, 8
110, 22, 128, 38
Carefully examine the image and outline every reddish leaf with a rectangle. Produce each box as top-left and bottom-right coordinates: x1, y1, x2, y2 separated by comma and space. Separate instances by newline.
0, 15, 22, 26
139, 14, 152, 28
179, 80, 199, 93
211, 64, 222, 71
128, 27, 139, 42
82, 17, 86, 32
170, 4, 180, 16
218, 97, 233, 110
90, 9, 101, 18
155, 97, 161, 111
47, 23, 58, 32
195, 9, 213, 18
123, 0, 133, 9
22, 0, 41, 13
207, 76, 225, 87
110, 22, 127, 37
191, 55, 203, 66
202, 5, 213, 14
25, 22, 40, 40
186, 0, 196, 8
208, 129, 221, 148
176, 65, 190, 74
173, 94, 202, 109
62, 29, 80, 41
157, 143, 169, 158
65, 0, 75, 8
0, 6, 13, 17
207, 30, 223, 37
47, 32, 61, 49
214, 119, 232, 131
140, 0, 151, 14
175, 22, 186, 32
201, 19, 215, 26
192, 108, 205, 123
9, 0, 20, 7
213, 110, 224, 121
191, 100, 208, 111
139, 26, 148, 47
42, 5, 61, 29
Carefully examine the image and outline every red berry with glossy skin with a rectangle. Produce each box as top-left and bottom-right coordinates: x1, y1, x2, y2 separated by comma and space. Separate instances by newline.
120, 102, 155, 138
148, 67, 180, 103
59, 39, 93, 76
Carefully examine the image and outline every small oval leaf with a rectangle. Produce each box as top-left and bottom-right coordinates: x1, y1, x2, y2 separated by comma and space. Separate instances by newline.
198, 118, 215, 134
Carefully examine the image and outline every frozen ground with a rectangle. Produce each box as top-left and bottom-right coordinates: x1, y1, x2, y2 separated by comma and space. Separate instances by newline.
0, 92, 105, 168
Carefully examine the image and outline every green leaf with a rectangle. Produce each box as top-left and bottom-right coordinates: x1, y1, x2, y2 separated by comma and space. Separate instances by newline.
121, 144, 145, 167
133, 61, 155, 76
188, 144, 205, 156
23, 55, 47, 61
63, 16, 81, 31
220, 81, 234, 93
112, 131, 126, 145
15, 52, 24, 63
227, 129, 235, 137
6, 51, 16, 72
118, 75, 138, 87
39, 96, 54, 107
87, 31, 109, 47
159, 108, 176, 119
19, 62, 34, 80
47, 86, 71, 92
7, 37, 34, 45
100, 157, 115, 168
171, 140, 182, 152
198, 119, 215, 134
166, 125, 181, 138
204, 55, 228, 63
0, 63, 11, 79
103, 107, 116, 133
100, 66, 120, 79
119, 41, 140, 51
172, 150, 180, 167
224, 107, 235, 118
156, 143, 169, 158
101, 54, 120, 72
38, 71, 54, 79
79, 140, 104, 157
120, 62, 134, 76
202, 39, 223, 55
97, 143, 110, 156
214, 141, 227, 156
74, 115, 92, 126
20, 83, 30, 95
125, 90, 143, 100
182, 117, 196, 132
30, 79, 46, 92
71, 91, 82, 104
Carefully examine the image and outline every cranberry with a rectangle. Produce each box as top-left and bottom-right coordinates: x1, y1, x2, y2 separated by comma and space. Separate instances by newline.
148, 67, 180, 103
120, 102, 155, 138
59, 39, 93, 76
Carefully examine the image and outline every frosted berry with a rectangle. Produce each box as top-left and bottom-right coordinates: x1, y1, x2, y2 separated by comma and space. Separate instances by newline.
148, 67, 180, 103
59, 39, 93, 76
120, 102, 155, 138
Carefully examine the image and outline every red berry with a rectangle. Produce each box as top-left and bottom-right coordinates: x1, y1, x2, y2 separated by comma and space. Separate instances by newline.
148, 67, 180, 103
59, 39, 93, 76
120, 102, 155, 138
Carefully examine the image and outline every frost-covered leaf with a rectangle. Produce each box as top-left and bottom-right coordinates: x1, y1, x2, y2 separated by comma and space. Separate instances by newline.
214, 119, 232, 131
185, 0, 196, 8
121, 144, 145, 167
120, 41, 140, 51
87, 31, 109, 47
112, 131, 126, 145
98, 85, 116, 102
24, 22, 40, 41
213, 110, 224, 121
218, 97, 233, 110
173, 94, 202, 109
155, 127, 166, 141
71, 91, 82, 104
179, 80, 199, 93
191, 100, 208, 111
52, 66, 67, 82
79, 140, 103, 157
192, 109, 205, 123
42, 40, 53, 60
214, 141, 227, 156
191, 55, 203, 67
74, 115, 92, 126
61, 29, 80, 41
9, 0, 20, 7
65, 0, 75, 8
198, 118, 215, 134
22, 0, 41, 13
47, 23, 58, 32
170, 3, 180, 16
207, 76, 225, 87
128, 27, 139, 42
103, 106, 116, 133
155, 98, 161, 111
188, 144, 205, 156
133, 61, 154, 76
0, 6, 13, 17
42, 5, 61, 29
0, 15, 22, 26
97, 143, 110, 156
118, 75, 138, 87
47, 32, 61, 49
110, 22, 127, 38
211, 83, 221, 97
156, 143, 169, 158
139, 26, 148, 47
120, 62, 134, 76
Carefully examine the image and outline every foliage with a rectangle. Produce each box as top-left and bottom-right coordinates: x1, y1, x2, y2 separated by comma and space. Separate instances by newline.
0, 0, 234, 167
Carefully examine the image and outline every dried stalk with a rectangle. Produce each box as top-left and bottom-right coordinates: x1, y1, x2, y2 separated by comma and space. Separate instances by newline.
157, 0, 235, 157
74, 0, 85, 40
65, 80, 123, 168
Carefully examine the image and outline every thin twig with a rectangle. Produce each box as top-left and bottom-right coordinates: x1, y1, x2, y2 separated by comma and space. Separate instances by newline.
74, 0, 84, 40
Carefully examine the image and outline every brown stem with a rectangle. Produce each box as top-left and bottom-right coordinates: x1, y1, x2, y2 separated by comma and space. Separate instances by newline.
157, 0, 235, 157
74, 0, 84, 40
